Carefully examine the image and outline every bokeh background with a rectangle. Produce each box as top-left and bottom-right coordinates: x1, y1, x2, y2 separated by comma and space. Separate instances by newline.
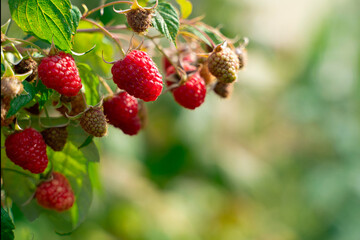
2, 0, 360, 239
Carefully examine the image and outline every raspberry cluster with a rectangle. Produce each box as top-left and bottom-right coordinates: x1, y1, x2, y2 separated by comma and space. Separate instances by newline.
1, 0, 249, 218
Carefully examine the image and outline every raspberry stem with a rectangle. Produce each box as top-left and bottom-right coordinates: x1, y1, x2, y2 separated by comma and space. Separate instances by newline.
77, 25, 127, 33
190, 25, 216, 48
82, 1, 133, 18
99, 76, 114, 95
146, 36, 180, 75
81, 18, 126, 57
196, 22, 236, 50
7, 38, 47, 56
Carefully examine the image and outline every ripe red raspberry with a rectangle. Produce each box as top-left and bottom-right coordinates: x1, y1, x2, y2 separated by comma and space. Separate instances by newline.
5, 128, 48, 174
35, 172, 75, 212
103, 92, 138, 125
103, 92, 142, 136
41, 127, 68, 151
111, 50, 163, 102
38, 52, 82, 97
116, 116, 141, 136
80, 107, 108, 137
166, 64, 206, 110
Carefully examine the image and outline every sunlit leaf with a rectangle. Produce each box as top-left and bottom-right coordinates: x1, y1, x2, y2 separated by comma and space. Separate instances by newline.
9, 0, 73, 51
152, 2, 180, 46
176, 0, 192, 19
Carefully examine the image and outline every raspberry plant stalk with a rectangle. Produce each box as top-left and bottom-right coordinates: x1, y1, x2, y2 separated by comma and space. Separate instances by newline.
1, 0, 248, 236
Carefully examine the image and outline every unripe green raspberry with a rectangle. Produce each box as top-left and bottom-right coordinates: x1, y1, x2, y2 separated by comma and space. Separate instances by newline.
207, 43, 240, 83
80, 107, 107, 137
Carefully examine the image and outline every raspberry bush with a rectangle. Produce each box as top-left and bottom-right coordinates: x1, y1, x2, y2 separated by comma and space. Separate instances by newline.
1, 0, 248, 236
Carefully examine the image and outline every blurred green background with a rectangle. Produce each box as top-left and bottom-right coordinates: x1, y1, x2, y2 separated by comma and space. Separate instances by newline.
2, 0, 360, 239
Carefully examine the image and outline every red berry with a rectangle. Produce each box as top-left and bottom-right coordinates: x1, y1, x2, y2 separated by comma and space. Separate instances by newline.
103, 92, 138, 125
35, 172, 75, 212
38, 52, 82, 97
111, 50, 163, 102
5, 128, 48, 174
115, 116, 141, 136
103, 92, 141, 136
166, 65, 207, 110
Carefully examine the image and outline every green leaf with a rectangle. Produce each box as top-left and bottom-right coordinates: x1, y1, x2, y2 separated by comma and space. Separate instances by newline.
181, 25, 223, 47
139, 0, 150, 6
46, 140, 93, 231
200, 26, 224, 45
1, 207, 15, 240
9, 0, 73, 51
1, 63, 4, 77
77, 63, 100, 106
152, 2, 180, 46
67, 125, 100, 162
78, 135, 94, 149
1, 19, 11, 34
70, 6, 82, 34
176, 0, 192, 19
36, 80, 54, 110
7, 81, 37, 118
